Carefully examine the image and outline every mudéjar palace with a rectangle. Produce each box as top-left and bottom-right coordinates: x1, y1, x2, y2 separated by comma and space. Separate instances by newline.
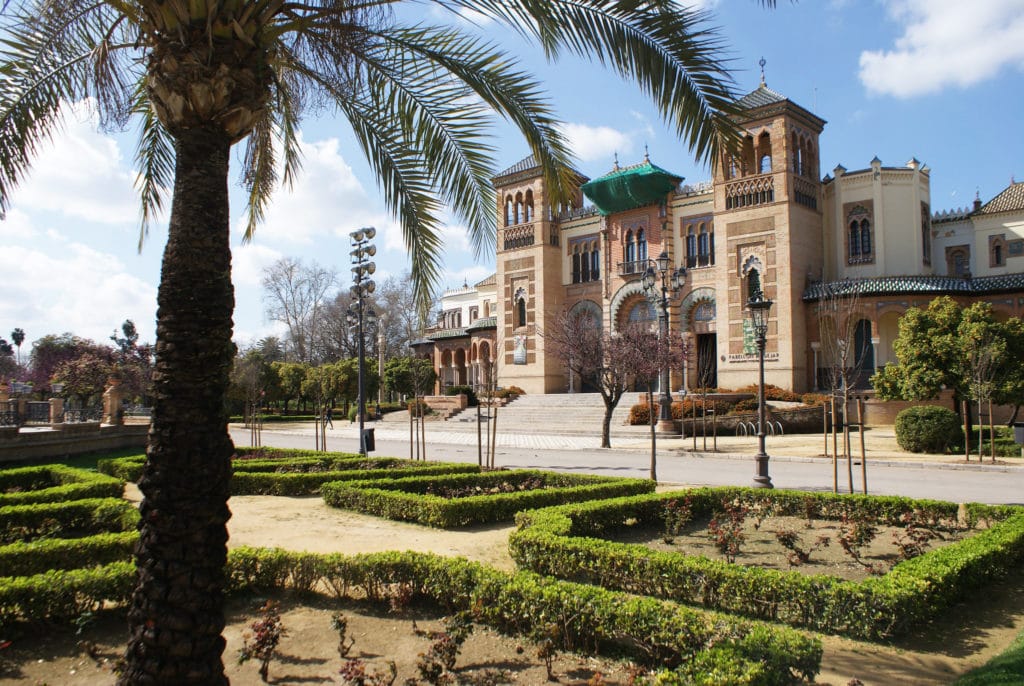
412, 78, 1024, 397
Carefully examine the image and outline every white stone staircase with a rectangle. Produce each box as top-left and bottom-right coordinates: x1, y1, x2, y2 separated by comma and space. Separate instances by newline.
444, 392, 649, 438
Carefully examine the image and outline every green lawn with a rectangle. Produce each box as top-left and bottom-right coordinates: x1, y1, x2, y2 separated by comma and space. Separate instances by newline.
955, 626, 1024, 685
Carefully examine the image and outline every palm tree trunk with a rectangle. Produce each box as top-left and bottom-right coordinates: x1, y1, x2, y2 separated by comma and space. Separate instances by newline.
121, 126, 234, 685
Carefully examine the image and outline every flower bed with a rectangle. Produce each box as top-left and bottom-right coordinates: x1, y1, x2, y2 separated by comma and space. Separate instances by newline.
0, 465, 124, 506
509, 487, 1024, 640
321, 470, 656, 528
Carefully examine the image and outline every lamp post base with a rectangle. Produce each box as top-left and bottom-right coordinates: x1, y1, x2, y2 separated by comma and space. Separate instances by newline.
752, 453, 773, 488
656, 418, 680, 436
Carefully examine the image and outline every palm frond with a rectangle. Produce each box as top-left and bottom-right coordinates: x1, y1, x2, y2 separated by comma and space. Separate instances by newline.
131, 81, 174, 250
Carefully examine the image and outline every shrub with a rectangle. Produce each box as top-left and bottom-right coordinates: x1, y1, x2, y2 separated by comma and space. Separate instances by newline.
728, 398, 760, 415
737, 384, 802, 402
445, 385, 478, 406
800, 393, 830, 407
895, 406, 964, 453
495, 385, 525, 399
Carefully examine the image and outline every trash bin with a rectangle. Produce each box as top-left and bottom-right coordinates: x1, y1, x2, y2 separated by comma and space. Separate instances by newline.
361, 427, 375, 453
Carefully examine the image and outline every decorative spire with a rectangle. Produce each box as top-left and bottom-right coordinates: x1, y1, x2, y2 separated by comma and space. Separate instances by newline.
759, 57, 766, 86
643, 144, 650, 163
613, 152, 619, 171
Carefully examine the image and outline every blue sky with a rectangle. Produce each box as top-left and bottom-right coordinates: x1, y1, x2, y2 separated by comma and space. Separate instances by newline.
1, 0, 1022, 353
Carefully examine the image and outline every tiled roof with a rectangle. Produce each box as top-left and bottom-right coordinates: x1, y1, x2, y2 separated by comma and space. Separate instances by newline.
494, 155, 540, 179
466, 316, 496, 332
803, 274, 1024, 301
976, 182, 1024, 215
734, 84, 788, 110
474, 273, 496, 288
426, 328, 469, 340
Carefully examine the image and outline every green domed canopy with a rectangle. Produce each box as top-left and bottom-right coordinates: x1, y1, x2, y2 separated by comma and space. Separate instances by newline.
581, 159, 682, 215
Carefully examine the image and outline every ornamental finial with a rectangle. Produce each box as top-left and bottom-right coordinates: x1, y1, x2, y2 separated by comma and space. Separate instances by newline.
759, 57, 767, 86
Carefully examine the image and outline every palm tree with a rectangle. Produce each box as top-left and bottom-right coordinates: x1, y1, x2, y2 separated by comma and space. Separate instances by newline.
0, 0, 768, 682
9, 328, 24, 366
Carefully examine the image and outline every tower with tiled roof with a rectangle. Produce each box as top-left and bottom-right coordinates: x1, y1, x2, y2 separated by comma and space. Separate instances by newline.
710, 64, 827, 392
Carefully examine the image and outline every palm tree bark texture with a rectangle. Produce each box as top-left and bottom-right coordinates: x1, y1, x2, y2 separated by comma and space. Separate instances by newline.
121, 128, 235, 685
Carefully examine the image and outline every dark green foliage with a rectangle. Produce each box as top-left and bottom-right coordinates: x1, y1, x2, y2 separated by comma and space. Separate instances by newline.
895, 406, 964, 453
509, 488, 1024, 640
0, 465, 124, 506
321, 471, 656, 528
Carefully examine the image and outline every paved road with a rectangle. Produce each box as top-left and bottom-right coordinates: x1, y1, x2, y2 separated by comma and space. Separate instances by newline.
231, 423, 1024, 506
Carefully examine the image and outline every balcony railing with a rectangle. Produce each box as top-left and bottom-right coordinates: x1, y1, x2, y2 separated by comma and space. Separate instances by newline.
725, 174, 774, 210
618, 260, 649, 277
503, 224, 535, 250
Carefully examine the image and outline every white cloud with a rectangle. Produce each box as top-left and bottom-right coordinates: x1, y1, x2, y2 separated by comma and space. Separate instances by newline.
559, 123, 633, 163
0, 239, 157, 345
0, 208, 39, 241
859, 0, 1024, 98
10, 100, 140, 226
232, 241, 284, 289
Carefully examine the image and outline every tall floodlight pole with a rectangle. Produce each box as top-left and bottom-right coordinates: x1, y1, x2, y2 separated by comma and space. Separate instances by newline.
748, 291, 774, 488
641, 251, 687, 435
350, 227, 377, 455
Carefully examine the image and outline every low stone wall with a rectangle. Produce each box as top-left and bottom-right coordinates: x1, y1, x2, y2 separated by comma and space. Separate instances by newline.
423, 394, 468, 418
0, 424, 148, 463
683, 405, 825, 436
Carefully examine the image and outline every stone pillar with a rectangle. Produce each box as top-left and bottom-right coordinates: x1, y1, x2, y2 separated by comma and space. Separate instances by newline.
870, 336, 881, 374
49, 398, 64, 427
102, 378, 125, 425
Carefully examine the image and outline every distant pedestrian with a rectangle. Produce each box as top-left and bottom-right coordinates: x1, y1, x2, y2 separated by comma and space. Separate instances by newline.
324, 407, 333, 429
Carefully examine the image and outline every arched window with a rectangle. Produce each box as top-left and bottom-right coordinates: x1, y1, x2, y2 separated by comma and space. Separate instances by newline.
524, 190, 534, 222
580, 245, 591, 282
686, 225, 697, 268
504, 197, 513, 227
747, 268, 761, 301
757, 131, 772, 174
627, 300, 656, 324
953, 251, 968, 277
853, 319, 874, 373
995, 244, 1004, 266
571, 246, 582, 284
624, 230, 636, 263
515, 193, 523, 224
636, 229, 647, 262
590, 242, 601, 280
849, 221, 861, 257
859, 219, 871, 256
698, 223, 710, 266
515, 290, 527, 328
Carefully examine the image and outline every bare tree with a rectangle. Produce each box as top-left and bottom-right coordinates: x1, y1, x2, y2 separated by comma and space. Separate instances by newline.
815, 280, 870, 493
262, 257, 337, 363
545, 310, 649, 449
617, 323, 683, 481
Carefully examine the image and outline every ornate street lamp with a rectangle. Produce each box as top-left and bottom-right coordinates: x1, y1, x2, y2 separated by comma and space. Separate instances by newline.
641, 251, 687, 434
350, 227, 377, 455
747, 290, 774, 488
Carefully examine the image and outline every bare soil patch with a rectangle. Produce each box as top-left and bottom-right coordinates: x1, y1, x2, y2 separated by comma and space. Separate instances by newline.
609, 515, 972, 582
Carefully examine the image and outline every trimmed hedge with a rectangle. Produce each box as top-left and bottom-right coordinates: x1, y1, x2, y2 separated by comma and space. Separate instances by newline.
0, 560, 136, 628
0, 531, 138, 577
321, 470, 656, 528
0, 548, 821, 683
99, 453, 479, 495
225, 547, 821, 685
509, 487, 1024, 640
231, 463, 479, 496
0, 497, 139, 545
0, 465, 124, 506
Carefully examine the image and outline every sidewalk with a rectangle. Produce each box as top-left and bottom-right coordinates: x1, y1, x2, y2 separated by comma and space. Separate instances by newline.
245, 417, 1024, 473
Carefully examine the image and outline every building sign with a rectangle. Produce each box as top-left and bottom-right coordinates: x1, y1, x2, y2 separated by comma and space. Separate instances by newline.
513, 335, 527, 365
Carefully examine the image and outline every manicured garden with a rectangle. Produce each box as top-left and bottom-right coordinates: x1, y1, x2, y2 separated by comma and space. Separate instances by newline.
3, 449, 1023, 683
